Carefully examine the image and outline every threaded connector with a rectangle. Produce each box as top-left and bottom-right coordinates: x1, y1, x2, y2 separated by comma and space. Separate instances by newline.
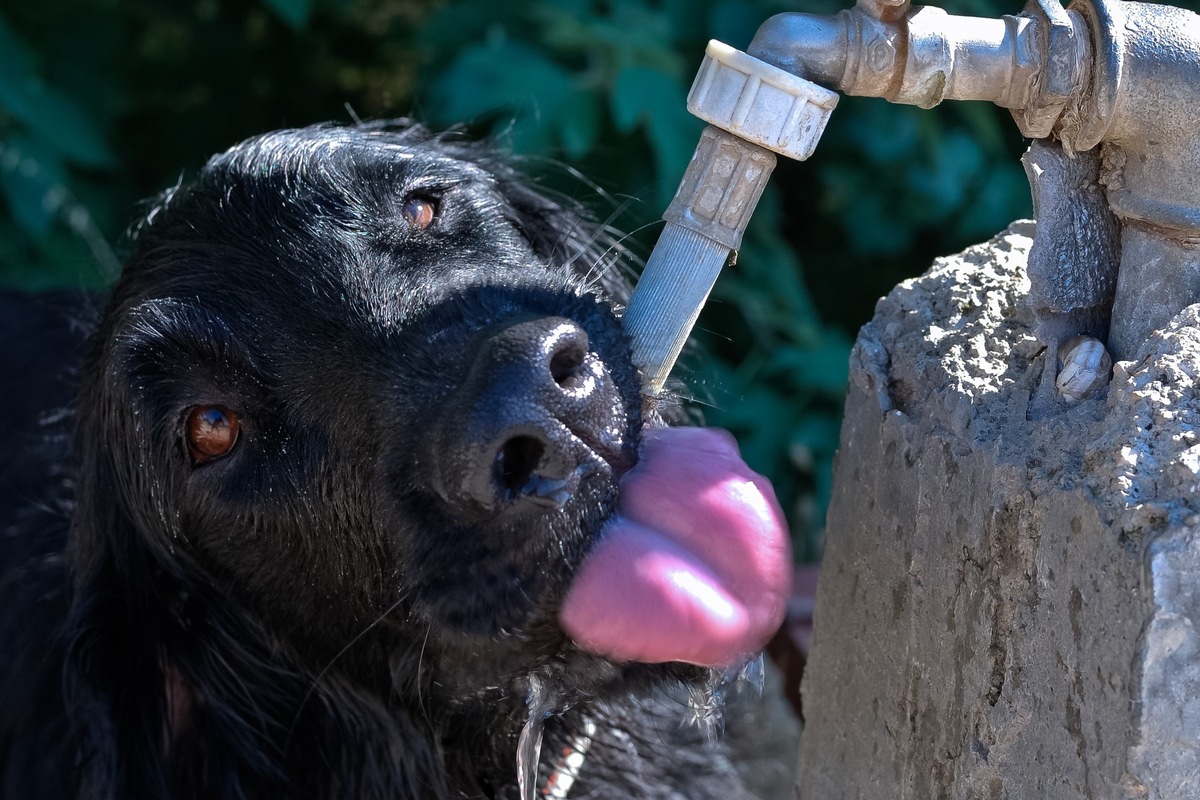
624, 42, 838, 393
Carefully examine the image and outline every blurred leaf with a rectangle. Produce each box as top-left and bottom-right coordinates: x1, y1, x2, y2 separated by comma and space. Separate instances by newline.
557, 89, 603, 159
790, 413, 842, 456
262, 0, 313, 29
537, 0, 678, 72
848, 101, 921, 163
610, 66, 663, 133
428, 39, 576, 143
0, 134, 69, 238
420, 1, 528, 51
0, 16, 115, 169
912, 127, 983, 215
708, 1, 769, 50
664, 0, 712, 45
0, 215, 110, 290
610, 66, 699, 205
819, 163, 915, 256
739, 208, 821, 328
958, 160, 1031, 239
767, 335, 851, 397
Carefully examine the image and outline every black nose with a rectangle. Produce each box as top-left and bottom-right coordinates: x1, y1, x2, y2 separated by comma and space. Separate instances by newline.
429, 316, 631, 518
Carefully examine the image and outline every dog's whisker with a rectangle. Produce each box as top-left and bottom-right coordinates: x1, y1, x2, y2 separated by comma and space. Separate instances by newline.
283, 592, 409, 753
552, 215, 598, 275
579, 218, 635, 268
514, 155, 623, 211
517, 175, 643, 292
584, 218, 661, 291
414, 623, 434, 727
556, 536, 573, 572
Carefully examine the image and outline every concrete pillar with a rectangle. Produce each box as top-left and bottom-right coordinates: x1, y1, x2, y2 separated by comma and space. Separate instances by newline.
795, 221, 1200, 798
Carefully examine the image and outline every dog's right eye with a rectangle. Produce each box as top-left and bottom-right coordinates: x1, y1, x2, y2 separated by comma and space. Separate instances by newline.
186, 405, 240, 464
401, 195, 437, 231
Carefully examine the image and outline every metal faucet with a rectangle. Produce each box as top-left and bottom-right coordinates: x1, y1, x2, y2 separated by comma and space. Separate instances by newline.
624, 0, 1200, 391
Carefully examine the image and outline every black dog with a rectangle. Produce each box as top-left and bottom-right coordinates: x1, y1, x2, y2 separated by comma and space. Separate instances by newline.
0, 123, 783, 799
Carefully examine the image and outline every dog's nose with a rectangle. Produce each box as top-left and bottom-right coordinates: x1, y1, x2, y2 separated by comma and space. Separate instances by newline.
429, 316, 630, 518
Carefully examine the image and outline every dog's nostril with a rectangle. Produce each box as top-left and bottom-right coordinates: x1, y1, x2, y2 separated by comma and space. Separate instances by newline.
548, 333, 589, 391
495, 435, 545, 495
549, 346, 586, 389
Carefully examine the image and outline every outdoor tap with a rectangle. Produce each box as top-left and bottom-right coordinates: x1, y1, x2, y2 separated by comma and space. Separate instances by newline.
624, 0, 1200, 392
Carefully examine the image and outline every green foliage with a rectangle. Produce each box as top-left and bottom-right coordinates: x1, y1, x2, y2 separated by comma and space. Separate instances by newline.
1, 0, 1114, 559
264, 0, 315, 29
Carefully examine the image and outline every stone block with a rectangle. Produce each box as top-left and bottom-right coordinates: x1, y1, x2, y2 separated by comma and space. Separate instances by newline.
795, 222, 1200, 798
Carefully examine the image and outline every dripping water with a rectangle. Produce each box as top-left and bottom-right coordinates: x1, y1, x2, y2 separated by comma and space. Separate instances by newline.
688, 652, 766, 739
517, 673, 557, 800
737, 651, 766, 697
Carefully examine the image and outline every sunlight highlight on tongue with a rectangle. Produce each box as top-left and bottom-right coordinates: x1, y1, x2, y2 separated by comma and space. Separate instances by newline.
559, 426, 792, 668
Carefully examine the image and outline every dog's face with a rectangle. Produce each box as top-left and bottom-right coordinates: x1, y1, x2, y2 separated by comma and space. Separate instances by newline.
79, 124, 647, 697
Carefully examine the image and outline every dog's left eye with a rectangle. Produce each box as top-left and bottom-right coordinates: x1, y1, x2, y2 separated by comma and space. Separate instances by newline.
186, 405, 240, 464
401, 196, 437, 230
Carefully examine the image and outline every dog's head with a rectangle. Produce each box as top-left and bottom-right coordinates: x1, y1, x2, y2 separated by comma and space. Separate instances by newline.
71, 124, 790, 731
74, 123, 654, 696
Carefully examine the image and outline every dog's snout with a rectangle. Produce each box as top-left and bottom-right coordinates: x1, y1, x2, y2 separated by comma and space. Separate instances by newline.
430, 316, 629, 519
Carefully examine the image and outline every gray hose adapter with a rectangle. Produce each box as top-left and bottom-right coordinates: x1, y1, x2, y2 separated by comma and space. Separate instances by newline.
622, 42, 838, 394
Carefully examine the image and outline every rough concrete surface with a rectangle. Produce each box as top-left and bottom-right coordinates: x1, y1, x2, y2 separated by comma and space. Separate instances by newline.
794, 221, 1200, 799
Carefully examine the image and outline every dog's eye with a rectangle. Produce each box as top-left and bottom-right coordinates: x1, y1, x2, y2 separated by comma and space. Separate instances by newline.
186, 405, 240, 464
401, 196, 437, 230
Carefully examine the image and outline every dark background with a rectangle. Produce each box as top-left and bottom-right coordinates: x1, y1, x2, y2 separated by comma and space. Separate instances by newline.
3, 0, 1150, 560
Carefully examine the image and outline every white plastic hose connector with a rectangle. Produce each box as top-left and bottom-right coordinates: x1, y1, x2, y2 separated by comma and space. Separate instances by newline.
624, 41, 838, 394
688, 40, 839, 160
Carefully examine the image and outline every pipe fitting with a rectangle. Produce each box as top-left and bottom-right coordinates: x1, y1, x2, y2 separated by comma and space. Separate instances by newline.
623, 43, 838, 392
748, 6, 1042, 109
747, 0, 1108, 137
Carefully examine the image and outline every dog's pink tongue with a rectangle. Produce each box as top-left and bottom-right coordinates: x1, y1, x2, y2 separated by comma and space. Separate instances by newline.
560, 427, 792, 668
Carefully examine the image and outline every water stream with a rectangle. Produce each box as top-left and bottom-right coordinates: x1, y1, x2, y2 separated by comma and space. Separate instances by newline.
517, 674, 557, 800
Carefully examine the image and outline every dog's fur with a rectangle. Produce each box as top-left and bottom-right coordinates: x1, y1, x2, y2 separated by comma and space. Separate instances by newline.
0, 123, 760, 799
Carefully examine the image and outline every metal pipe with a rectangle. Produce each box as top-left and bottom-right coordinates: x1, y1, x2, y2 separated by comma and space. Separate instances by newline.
747, 0, 1084, 120
1090, 1, 1200, 360
750, 6, 1040, 109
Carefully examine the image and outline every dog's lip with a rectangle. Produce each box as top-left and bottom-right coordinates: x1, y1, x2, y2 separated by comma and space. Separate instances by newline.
569, 423, 636, 477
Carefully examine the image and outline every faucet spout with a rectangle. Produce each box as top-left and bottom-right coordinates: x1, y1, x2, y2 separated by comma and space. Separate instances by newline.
746, 12, 851, 91
748, 4, 1057, 112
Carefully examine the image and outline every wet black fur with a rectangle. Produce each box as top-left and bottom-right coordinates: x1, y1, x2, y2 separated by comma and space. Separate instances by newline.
0, 123, 757, 799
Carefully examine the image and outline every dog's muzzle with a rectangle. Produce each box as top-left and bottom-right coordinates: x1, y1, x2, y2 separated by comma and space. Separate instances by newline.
429, 315, 632, 520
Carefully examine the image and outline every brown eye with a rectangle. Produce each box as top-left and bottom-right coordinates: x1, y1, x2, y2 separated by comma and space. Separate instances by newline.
186, 405, 240, 464
401, 196, 437, 230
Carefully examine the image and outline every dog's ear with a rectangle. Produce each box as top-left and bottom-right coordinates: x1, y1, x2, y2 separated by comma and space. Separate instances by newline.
67, 306, 181, 590
63, 384, 297, 797
496, 176, 635, 306
62, 332, 174, 794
